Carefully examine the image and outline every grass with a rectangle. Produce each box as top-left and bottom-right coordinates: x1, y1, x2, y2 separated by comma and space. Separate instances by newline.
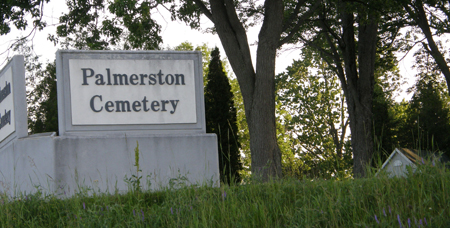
1, 160, 449, 227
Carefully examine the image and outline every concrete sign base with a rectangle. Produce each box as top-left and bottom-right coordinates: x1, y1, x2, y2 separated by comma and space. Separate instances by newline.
0, 133, 219, 197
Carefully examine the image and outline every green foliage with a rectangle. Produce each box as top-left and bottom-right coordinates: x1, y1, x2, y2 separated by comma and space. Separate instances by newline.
27, 62, 58, 134
12, 40, 59, 134
205, 47, 242, 184
124, 141, 143, 193
396, 49, 450, 157
0, 0, 49, 35
51, 0, 162, 50
372, 39, 404, 165
229, 78, 251, 179
172, 41, 211, 84
276, 48, 352, 179
1, 160, 449, 227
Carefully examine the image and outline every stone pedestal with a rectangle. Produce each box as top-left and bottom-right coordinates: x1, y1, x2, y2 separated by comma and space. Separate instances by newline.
0, 133, 218, 196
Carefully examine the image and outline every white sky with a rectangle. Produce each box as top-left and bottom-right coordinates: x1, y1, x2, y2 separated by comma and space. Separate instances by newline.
0, 1, 420, 101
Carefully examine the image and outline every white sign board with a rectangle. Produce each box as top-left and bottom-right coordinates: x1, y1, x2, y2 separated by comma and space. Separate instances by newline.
0, 68, 15, 141
57, 50, 206, 136
0, 55, 27, 148
69, 59, 196, 125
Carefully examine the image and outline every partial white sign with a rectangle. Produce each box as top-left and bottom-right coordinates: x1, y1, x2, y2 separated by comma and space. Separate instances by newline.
0, 68, 15, 142
68, 59, 197, 125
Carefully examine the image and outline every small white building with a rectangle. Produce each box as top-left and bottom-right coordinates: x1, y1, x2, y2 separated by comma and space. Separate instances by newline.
378, 148, 422, 177
377, 148, 450, 177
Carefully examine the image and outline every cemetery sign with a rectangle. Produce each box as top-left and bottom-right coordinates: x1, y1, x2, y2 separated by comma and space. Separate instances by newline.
57, 50, 206, 136
0, 56, 27, 148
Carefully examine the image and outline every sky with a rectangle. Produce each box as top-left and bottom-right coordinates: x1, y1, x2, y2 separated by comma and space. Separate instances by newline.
0, 1, 419, 101
0, 1, 301, 73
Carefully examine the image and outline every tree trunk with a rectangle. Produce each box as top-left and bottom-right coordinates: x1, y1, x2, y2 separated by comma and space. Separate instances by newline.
208, 0, 283, 181
339, 3, 378, 177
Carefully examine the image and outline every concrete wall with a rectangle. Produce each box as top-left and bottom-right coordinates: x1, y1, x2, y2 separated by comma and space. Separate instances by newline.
0, 133, 219, 197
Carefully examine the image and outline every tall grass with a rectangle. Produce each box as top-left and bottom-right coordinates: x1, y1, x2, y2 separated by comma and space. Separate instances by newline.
1, 158, 449, 227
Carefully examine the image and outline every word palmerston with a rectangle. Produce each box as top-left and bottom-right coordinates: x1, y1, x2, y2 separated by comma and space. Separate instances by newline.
81, 68, 185, 86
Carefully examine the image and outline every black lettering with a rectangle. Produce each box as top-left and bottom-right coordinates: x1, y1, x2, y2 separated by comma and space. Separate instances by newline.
161, 100, 169, 111
115, 100, 131, 112
169, 100, 179, 114
130, 74, 139, 85
139, 74, 148, 85
0, 81, 11, 104
142, 96, 150, 111
106, 68, 112, 85
132, 101, 141, 112
148, 74, 157, 85
90, 95, 103, 112
166, 74, 174, 85
151, 101, 160, 111
175, 74, 185, 85
105, 101, 114, 112
4, 110, 10, 125
82, 68, 94, 85
0, 110, 11, 130
157, 70, 165, 85
113, 74, 129, 85
95, 74, 105, 85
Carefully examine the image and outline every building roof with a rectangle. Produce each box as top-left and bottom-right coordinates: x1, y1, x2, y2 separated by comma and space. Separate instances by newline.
397, 148, 421, 163
379, 148, 450, 173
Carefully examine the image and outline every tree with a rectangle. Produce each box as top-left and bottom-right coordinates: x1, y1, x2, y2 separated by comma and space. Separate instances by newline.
0, 0, 48, 35
10, 39, 58, 133
397, 48, 450, 156
173, 41, 211, 84
205, 47, 242, 184
301, 0, 380, 176
276, 47, 352, 179
28, 62, 58, 134
398, 0, 450, 95
171, 0, 321, 180
372, 39, 404, 165
299, 0, 406, 177
51, 0, 162, 50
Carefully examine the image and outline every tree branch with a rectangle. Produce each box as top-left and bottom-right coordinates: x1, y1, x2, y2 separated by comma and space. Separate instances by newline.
278, 0, 322, 47
192, 0, 213, 21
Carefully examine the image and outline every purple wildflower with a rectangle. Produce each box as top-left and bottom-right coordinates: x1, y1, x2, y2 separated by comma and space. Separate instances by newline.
419, 219, 422, 226
141, 209, 145, 221
424, 218, 427, 225
421, 157, 424, 165
408, 218, 411, 228
375, 214, 380, 224
222, 191, 227, 200
398, 215, 402, 228
83, 202, 85, 210
389, 206, 392, 214
432, 160, 435, 166
383, 208, 386, 217
133, 209, 136, 216
75, 215, 77, 219
171, 207, 173, 215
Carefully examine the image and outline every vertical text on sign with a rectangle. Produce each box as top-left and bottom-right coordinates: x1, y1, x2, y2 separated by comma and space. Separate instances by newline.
0, 67, 15, 142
